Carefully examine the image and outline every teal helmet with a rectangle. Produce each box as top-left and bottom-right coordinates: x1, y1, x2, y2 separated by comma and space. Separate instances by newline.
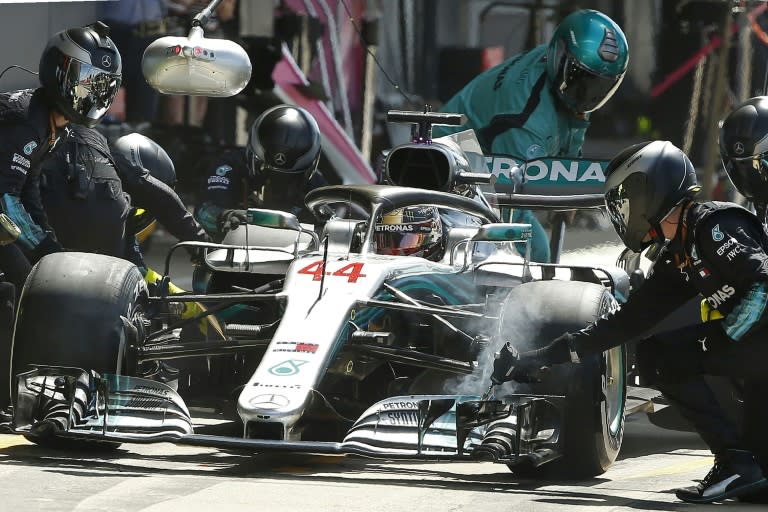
546, 9, 629, 114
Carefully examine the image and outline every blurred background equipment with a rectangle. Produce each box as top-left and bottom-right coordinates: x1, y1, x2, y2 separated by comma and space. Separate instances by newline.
2, 0, 766, 204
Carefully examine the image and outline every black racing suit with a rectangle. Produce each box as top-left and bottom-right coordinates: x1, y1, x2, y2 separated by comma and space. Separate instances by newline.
194, 148, 326, 239
40, 124, 207, 268
570, 201, 768, 458
0, 88, 68, 290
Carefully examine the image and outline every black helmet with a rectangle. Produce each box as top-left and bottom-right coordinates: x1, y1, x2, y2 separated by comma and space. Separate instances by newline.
374, 206, 444, 261
604, 140, 700, 252
112, 133, 176, 188
719, 96, 768, 205
246, 104, 321, 207
39, 21, 122, 128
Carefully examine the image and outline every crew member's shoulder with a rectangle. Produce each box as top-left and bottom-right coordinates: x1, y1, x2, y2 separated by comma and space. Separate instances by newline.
209, 147, 247, 173
693, 201, 762, 241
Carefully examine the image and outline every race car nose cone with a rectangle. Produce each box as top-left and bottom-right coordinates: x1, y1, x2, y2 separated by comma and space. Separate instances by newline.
249, 394, 290, 409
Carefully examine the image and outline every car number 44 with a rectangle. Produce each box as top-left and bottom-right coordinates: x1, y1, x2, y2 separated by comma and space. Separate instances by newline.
297, 261, 367, 283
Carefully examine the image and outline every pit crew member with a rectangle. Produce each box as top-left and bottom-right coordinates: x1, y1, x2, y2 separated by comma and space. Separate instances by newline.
714, 95, 768, 503
0, 21, 121, 292
40, 125, 210, 266
40, 126, 219, 337
195, 104, 326, 239
492, 140, 768, 504
433, 9, 629, 263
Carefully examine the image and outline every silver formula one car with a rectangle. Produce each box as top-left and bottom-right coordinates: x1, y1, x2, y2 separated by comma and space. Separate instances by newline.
9, 111, 629, 478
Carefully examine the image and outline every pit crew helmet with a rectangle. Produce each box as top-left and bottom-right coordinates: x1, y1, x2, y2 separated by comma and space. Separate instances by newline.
374, 206, 444, 261
112, 133, 176, 237
604, 140, 700, 253
719, 96, 768, 206
112, 132, 176, 188
39, 21, 122, 128
246, 104, 321, 209
546, 9, 628, 114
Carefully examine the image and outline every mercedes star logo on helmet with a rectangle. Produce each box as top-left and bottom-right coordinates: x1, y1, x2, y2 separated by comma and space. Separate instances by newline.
102, 55, 112, 68
273, 153, 287, 166
734, 142, 745, 156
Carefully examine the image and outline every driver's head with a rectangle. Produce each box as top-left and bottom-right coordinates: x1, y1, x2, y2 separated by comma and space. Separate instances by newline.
374, 206, 444, 261
246, 104, 321, 209
546, 9, 628, 115
38, 21, 122, 127
604, 140, 700, 252
719, 96, 768, 206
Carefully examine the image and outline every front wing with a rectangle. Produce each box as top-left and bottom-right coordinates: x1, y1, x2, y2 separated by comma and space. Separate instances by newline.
12, 367, 565, 467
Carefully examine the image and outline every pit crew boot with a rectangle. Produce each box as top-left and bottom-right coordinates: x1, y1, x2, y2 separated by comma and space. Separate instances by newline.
675, 449, 768, 503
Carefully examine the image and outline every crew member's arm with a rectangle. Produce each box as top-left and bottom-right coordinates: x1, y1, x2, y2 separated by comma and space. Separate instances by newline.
194, 156, 247, 237
566, 257, 698, 358
0, 125, 59, 255
113, 150, 208, 242
694, 210, 768, 342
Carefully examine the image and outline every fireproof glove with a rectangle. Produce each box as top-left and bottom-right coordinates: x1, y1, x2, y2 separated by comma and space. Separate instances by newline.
490, 334, 577, 385
218, 209, 248, 234
186, 231, 214, 265
491, 342, 522, 385
29, 233, 63, 263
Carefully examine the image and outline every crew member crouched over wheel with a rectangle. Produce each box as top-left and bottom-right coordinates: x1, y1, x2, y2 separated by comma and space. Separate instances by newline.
492, 140, 768, 504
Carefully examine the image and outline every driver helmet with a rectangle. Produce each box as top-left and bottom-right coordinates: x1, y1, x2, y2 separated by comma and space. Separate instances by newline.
39, 21, 122, 128
604, 140, 700, 252
546, 9, 629, 114
374, 206, 444, 261
719, 96, 768, 206
246, 104, 321, 209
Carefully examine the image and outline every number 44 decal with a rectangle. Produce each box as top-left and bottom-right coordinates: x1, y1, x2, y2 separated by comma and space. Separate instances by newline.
297, 261, 367, 283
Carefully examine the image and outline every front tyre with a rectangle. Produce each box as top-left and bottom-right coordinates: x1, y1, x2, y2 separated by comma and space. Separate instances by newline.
11, 252, 147, 448
498, 280, 625, 478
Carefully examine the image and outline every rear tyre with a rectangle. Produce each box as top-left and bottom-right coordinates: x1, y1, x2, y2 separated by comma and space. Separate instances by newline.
498, 280, 625, 478
11, 252, 147, 449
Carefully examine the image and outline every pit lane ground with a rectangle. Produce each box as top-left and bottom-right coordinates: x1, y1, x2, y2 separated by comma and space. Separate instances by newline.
0, 413, 762, 511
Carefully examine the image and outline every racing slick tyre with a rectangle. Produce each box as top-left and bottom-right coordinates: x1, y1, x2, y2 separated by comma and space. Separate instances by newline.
11, 252, 148, 450
498, 280, 625, 478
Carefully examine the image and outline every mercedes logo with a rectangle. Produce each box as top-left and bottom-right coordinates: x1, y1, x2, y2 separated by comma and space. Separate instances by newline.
734, 141, 745, 155
101, 55, 112, 68
249, 394, 290, 409
273, 153, 287, 166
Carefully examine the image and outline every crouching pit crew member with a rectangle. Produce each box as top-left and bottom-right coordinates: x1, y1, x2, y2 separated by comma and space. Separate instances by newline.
492, 140, 768, 504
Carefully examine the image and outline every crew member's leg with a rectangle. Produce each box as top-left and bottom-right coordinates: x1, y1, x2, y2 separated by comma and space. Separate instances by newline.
639, 324, 768, 503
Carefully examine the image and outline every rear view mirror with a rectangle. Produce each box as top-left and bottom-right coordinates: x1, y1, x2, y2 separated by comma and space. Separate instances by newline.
471, 223, 532, 243
142, 26, 251, 96
247, 208, 302, 231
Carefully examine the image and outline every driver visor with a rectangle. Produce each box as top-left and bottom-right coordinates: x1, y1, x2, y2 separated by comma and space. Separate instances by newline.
558, 55, 624, 114
374, 220, 433, 256
60, 58, 121, 123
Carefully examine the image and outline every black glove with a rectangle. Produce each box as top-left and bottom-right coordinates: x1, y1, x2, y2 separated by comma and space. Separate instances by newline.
490, 333, 576, 385
186, 231, 213, 265
218, 209, 248, 234
29, 233, 63, 263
